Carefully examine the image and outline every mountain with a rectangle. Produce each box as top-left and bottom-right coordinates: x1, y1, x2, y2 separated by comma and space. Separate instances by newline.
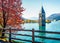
22, 17, 38, 20
47, 13, 60, 21
21, 17, 27, 20
28, 17, 38, 20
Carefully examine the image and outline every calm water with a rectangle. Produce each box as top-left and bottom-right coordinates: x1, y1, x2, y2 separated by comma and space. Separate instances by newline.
15, 21, 60, 43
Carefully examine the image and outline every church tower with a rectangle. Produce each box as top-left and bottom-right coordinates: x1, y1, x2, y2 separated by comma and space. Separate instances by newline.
39, 6, 46, 42
41, 6, 45, 26
39, 6, 46, 30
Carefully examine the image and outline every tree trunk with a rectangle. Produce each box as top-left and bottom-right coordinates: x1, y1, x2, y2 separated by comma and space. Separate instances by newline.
2, 10, 6, 37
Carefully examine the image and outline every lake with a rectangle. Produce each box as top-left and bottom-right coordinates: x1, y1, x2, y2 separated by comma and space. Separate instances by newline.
15, 21, 60, 43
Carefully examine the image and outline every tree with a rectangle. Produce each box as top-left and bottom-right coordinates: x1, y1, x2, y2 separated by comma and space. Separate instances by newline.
0, 0, 24, 37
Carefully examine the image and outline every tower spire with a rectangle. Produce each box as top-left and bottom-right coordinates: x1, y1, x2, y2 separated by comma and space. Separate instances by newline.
39, 6, 46, 29
41, 6, 45, 13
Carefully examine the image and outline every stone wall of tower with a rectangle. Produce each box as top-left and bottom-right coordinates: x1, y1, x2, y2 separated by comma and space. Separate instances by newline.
39, 13, 42, 26
41, 7, 46, 26
42, 12, 45, 26
39, 7, 46, 27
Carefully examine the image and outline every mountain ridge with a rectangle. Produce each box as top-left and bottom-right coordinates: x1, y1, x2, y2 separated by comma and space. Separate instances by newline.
47, 13, 60, 21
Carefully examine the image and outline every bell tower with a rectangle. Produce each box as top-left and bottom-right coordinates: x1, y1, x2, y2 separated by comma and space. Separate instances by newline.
41, 6, 45, 26
39, 6, 46, 30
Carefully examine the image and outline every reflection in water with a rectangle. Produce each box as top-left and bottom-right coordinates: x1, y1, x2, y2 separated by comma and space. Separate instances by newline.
39, 26, 46, 43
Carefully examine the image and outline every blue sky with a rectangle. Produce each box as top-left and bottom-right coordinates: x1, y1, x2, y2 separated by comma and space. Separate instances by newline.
22, 0, 60, 19
43, 0, 60, 17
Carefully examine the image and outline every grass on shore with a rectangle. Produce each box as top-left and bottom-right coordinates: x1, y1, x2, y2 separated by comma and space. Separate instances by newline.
12, 40, 24, 43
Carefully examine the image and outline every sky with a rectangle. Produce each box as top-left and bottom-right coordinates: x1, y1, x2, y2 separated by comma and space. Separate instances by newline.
22, 0, 60, 20
43, 0, 60, 17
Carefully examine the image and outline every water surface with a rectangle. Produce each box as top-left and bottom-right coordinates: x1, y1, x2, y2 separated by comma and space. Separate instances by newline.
15, 21, 60, 43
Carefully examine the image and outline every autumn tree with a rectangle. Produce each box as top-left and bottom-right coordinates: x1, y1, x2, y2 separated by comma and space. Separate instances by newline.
0, 0, 24, 37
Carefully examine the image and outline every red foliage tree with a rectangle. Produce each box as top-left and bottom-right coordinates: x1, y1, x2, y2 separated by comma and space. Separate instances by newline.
0, 0, 24, 35
2, 0, 24, 29
0, 0, 3, 26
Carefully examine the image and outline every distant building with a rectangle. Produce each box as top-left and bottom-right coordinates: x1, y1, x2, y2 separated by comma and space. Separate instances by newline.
39, 6, 46, 28
39, 6, 46, 40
